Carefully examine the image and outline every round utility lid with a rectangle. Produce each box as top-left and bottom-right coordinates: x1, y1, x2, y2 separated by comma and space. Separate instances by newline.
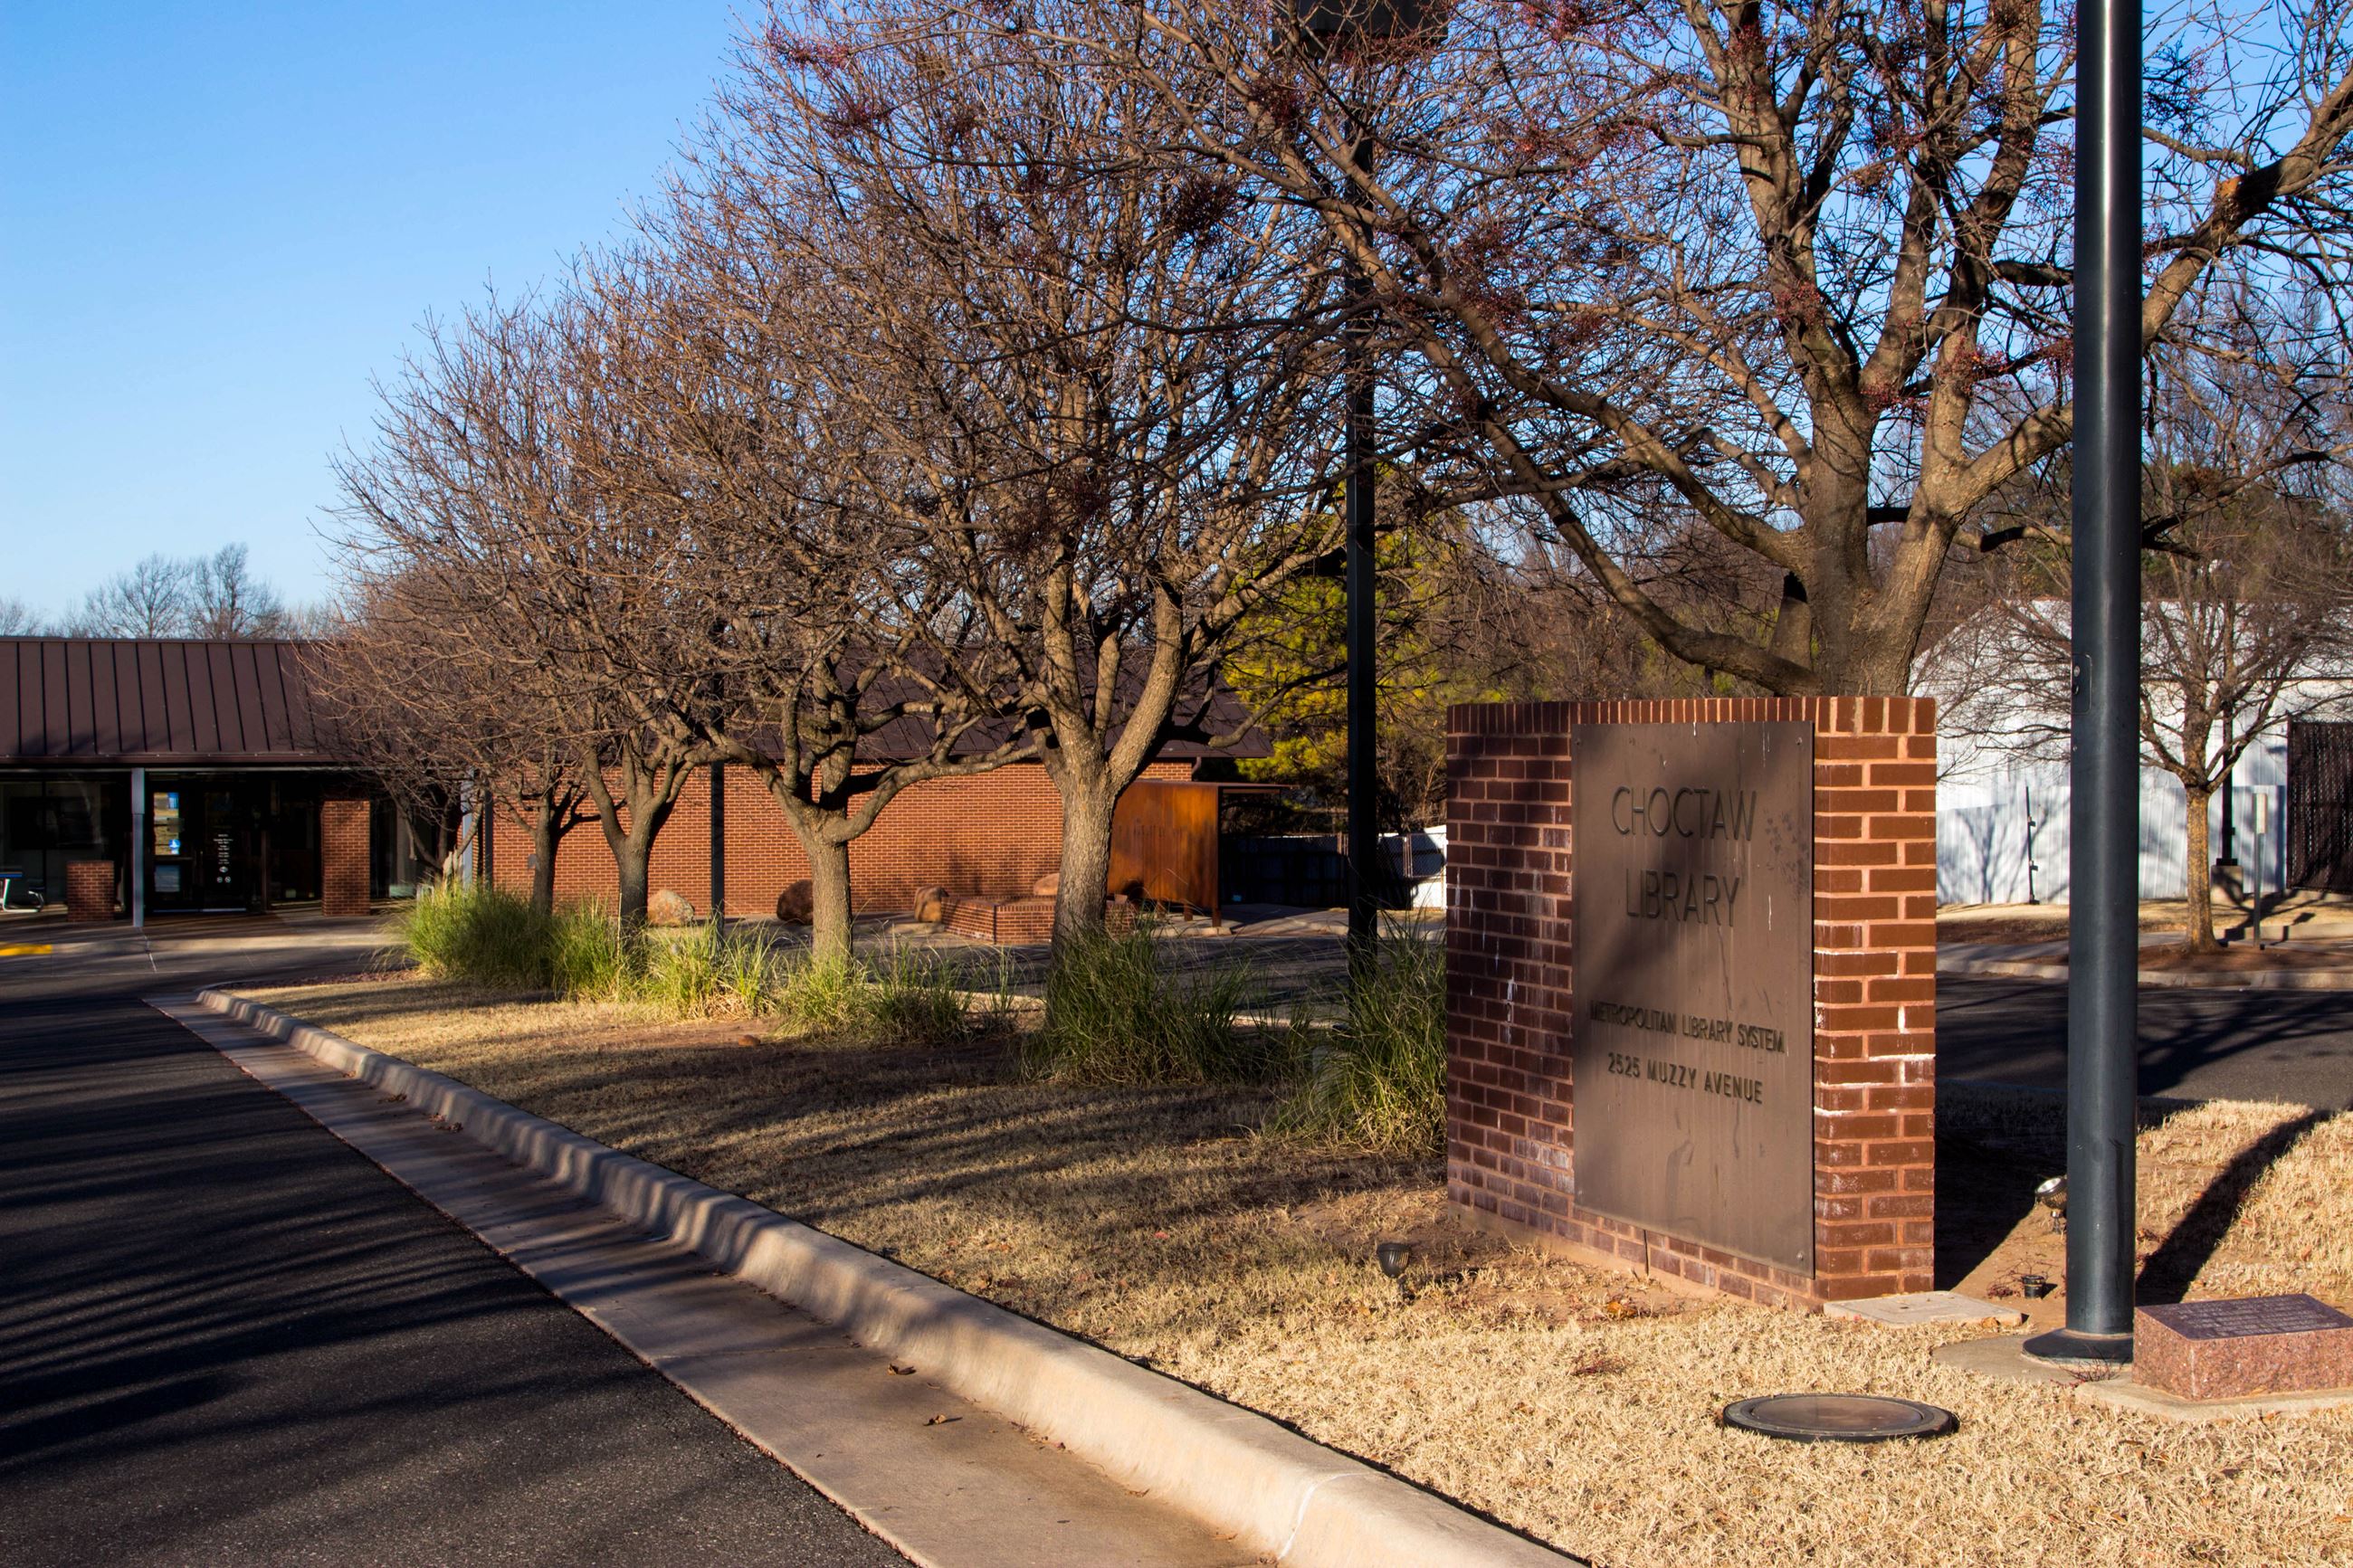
1720, 1393, 1958, 1443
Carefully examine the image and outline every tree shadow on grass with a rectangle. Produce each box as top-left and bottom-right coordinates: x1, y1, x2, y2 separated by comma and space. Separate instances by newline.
2135, 1105, 2330, 1304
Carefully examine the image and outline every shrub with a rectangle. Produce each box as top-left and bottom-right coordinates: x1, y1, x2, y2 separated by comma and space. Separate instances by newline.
392, 882, 553, 990
1275, 924, 1446, 1155
1024, 923, 1267, 1084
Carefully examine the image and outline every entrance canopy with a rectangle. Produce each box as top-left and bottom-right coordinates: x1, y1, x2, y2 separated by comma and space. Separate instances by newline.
0, 638, 380, 920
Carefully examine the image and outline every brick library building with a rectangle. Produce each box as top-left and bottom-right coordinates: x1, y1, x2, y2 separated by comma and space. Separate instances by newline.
2, 636, 1264, 929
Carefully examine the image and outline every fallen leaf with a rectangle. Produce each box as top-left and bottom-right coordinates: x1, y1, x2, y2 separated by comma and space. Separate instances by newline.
925, 1413, 960, 1426
889, 1364, 916, 1375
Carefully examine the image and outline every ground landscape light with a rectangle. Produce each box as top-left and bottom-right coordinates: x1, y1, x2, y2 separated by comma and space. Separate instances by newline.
1719, 1394, 1958, 1444
1375, 1240, 1413, 1279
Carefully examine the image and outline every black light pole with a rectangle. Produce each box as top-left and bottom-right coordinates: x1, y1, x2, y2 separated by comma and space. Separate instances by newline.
2025, 0, 2142, 1367
1293, 0, 1405, 974
1343, 127, 1379, 974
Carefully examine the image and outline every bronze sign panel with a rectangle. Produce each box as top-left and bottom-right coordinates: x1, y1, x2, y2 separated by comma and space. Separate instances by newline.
1570, 722, 1815, 1273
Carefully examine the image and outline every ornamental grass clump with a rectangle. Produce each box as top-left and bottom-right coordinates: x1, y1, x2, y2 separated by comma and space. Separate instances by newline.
391, 882, 554, 991
772, 953, 870, 1035
866, 946, 973, 1046
640, 921, 778, 1019
1026, 923, 1269, 1084
547, 902, 637, 1003
1276, 924, 1446, 1155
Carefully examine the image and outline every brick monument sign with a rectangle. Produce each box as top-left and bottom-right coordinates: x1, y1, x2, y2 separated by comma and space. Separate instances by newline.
1445, 698, 1936, 1309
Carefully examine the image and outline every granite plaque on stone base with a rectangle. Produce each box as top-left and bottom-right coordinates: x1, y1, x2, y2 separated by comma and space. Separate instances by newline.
2135, 1295, 2353, 1401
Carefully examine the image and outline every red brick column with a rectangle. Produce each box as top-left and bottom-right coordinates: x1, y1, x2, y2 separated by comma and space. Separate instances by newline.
321, 797, 372, 918
1444, 698, 1937, 1310
64, 860, 117, 922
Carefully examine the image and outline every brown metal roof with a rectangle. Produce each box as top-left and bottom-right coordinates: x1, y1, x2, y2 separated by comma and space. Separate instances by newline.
0, 638, 348, 766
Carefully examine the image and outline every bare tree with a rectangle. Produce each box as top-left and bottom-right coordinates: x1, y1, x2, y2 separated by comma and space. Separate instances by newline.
337, 276, 723, 932
1055, 0, 2353, 695
1939, 307, 2353, 947
187, 545, 290, 638
738, 7, 1349, 945
0, 598, 46, 635
69, 554, 195, 637
64, 544, 290, 639
594, 182, 1037, 961
309, 575, 593, 914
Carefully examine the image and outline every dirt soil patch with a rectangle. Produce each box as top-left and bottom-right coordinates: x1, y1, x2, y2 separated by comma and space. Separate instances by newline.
245, 976, 2353, 1568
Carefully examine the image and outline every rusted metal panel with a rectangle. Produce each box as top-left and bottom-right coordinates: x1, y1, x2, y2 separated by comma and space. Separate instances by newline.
1109, 779, 1223, 912
1569, 721, 1815, 1274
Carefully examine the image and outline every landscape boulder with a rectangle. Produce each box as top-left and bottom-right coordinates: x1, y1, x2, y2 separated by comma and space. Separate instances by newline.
911, 885, 951, 923
647, 889, 695, 927
775, 880, 814, 924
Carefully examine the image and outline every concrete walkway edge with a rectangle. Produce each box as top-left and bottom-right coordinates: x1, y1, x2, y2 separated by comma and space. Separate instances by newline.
1938, 949, 2353, 990
197, 988, 1574, 1568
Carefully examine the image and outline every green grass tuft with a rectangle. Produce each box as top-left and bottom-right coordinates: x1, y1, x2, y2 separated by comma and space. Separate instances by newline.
547, 903, 637, 1003
637, 921, 780, 1019
391, 882, 553, 990
866, 946, 973, 1046
1025, 923, 1274, 1084
1274, 923, 1446, 1155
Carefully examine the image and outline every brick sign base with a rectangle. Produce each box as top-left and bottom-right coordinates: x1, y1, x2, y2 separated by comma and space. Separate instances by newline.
321, 797, 372, 918
64, 859, 117, 922
1445, 698, 1937, 1310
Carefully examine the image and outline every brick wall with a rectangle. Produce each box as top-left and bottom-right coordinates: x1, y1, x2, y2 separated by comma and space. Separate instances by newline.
63, 860, 115, 922
1445, 698, 1937, 1311
321, 796, 372, 918
939, 894, 1139, 944
484, 760, 1193, 919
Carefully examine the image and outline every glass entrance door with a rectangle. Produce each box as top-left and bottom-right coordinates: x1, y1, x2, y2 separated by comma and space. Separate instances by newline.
150, 788, 191, 907
148, 783, 259, 912
197, 788, 246, 908
147, 776, 329, 912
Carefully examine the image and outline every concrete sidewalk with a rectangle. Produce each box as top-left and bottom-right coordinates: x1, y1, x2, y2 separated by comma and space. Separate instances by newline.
164, 998, 1252, 1568
196, 987, 1578, 1568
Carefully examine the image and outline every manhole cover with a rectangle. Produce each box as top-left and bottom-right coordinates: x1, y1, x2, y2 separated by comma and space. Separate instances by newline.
1720, 1393, 1958, 1442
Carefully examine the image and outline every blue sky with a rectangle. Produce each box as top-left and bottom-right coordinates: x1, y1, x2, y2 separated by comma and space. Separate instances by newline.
2, 3, 746, 620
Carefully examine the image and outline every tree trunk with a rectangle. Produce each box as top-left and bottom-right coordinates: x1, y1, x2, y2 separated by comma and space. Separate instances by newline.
1052, 788, 1118, 949
806, 836, 854, 967
614, 832, 653, 933
2183, 783, 2220, 952
529, 808, 562, 917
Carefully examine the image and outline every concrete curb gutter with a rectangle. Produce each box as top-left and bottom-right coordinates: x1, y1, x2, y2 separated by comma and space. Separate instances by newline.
198, 987, 1574, 1568
1938, 952, 2353, 990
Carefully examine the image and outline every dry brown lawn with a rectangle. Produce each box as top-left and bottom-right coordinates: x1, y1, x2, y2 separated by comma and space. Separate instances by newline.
246, 975, 2353, 1568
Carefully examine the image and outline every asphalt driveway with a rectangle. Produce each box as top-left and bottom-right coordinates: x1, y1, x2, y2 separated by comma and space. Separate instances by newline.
0, 930, 905, 1567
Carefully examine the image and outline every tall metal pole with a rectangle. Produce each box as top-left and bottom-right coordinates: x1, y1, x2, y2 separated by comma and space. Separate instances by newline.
1344, 128, 1379, 974
2026, 0, 2142, 1367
